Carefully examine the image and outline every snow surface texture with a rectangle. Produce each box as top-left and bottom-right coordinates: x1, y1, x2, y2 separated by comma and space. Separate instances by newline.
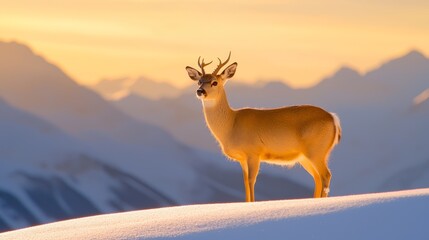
1, 188, 428, 240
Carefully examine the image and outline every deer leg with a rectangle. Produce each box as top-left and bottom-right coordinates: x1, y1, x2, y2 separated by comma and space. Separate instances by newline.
239, 161, 251, 202
313, 159, 332, 198
247, 157, 260, 202
300, 159, 323, 198
321, 168, 332, 197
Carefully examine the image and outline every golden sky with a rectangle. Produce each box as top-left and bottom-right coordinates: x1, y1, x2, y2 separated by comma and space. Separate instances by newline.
1, 0, 428, 88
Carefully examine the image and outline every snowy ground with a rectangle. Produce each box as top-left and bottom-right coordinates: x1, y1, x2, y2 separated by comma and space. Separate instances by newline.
1, 188, 428, 240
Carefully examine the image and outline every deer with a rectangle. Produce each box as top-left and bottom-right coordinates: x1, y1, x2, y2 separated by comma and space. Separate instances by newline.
185, 53, 341, 202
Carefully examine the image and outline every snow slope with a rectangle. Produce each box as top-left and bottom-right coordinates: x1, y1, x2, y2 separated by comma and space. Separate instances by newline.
1, 188, 428, 240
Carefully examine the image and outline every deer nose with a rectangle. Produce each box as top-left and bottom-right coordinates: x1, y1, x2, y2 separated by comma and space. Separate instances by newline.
196, 88, 206, 97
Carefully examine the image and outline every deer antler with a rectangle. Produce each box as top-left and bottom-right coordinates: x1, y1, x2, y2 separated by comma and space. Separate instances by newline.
212, 51, 231, 75
198, 56, 213, 75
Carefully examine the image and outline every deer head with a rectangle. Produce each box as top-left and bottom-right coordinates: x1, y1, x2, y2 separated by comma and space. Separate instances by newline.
186, 52, 237, 100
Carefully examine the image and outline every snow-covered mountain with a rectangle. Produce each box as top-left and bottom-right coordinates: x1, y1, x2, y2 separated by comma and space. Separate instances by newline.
1, 188, 428, 240
2, 40, 427, 232
93, 76, 181, 100
0, 41, 310, 232
0, 97, 174, 232
113, 50, 429, 196
0, 41, 198, 200
0, 40, 309, 199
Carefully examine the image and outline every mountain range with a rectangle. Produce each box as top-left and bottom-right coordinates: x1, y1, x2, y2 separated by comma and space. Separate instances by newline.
107, 49, 429, 196
93, 76, 181, 100
1, 40, 428, 232
0, 41, 310, 232
0, 96, 177, 231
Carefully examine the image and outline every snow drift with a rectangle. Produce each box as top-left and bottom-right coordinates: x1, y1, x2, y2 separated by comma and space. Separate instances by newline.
1, 188, 428, 240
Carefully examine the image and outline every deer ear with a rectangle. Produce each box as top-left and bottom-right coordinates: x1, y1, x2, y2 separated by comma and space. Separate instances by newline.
186, 66, 202, 81
220, 62, 237, 80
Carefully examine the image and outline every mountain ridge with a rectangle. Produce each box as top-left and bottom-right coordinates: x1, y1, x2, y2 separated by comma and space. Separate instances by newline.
90, 48, 429, 101
113, 47, 429, 198
0, 41, 312, 232
0, 96, 175, 231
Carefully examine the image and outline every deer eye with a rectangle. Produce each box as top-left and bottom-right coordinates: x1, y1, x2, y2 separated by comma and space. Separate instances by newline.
211, 81, 218, 87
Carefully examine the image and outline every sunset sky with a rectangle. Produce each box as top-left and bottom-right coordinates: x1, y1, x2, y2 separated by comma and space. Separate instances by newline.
1, 0, 428, 88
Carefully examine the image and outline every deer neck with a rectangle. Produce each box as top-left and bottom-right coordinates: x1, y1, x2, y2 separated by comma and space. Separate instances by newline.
202, 89, 235, 144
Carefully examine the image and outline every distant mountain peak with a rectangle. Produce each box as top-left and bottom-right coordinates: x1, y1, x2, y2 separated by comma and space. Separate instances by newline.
92, 76, 181, 100
364, 49, 429, 82
375, 49, 428, 71
264, 80, 291, 89
403, 49, 427, 60
0, 40, 31, 50
314, 65, 361, 88
0, 40, 37, 58
334, 66, 361, 78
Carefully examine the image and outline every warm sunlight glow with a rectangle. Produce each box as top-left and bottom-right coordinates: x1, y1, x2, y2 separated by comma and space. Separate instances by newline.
1, 0, 428, 89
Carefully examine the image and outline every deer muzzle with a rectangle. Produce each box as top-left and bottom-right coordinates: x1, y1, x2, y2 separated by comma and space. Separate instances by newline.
196, 88, 207, 98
